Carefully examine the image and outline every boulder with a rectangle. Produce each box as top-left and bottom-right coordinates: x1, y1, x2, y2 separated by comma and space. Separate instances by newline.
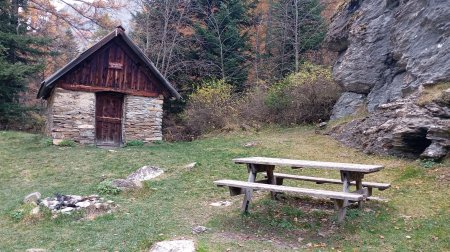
127, 166, 164, 182
149, 240, 195, 252
192, 225, 208, 234
111, 179, 142, 190
24, 192, 41, 204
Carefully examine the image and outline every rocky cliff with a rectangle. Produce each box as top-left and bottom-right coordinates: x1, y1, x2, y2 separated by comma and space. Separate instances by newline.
326, 0, 450, 160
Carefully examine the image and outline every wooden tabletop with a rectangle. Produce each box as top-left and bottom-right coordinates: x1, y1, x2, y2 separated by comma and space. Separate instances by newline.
233, 157, 384, 173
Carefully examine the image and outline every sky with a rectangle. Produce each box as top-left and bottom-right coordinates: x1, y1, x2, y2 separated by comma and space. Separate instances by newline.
52, 0, 134, 30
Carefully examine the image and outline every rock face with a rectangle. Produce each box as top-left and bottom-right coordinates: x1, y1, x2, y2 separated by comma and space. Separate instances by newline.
326, 0, 450, 160
330, 92, 366, 120
327, 0, 450, 114
330, 89, 450, 160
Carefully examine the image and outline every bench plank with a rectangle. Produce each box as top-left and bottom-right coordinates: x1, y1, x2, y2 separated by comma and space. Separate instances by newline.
214, 180, 363, 201
272, 173, 391, 190
233, 157, 383, 173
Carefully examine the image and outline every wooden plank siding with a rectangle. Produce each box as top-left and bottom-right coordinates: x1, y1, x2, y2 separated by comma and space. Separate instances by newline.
56, 39, 163, 97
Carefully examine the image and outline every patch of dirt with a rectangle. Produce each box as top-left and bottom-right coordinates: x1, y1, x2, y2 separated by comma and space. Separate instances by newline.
210, 194, 355, 249
213, 231, 298, 250
429, 168, 450, 184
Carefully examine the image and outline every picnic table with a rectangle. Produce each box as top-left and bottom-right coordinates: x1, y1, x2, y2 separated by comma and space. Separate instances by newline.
214, 157, 390, 222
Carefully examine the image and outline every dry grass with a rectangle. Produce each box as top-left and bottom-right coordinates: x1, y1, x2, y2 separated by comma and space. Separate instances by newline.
417, 82, 450, 106
0, 128, 449, 251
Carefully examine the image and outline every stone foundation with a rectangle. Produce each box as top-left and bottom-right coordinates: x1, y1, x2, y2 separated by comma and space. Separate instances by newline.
48, 88, 96, 145
123, 95, 163, 142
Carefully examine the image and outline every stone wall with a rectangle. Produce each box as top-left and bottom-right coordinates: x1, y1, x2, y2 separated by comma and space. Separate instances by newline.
48, 88, 96, 145
47, 89, 164, 145
123, 95, 164, 142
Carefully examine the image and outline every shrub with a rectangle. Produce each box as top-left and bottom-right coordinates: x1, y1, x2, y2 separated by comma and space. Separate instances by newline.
126, 140, 145, 147
175, 63, 342, 139
58, 139, 76, 147
97, 180, 121, 195
265, 63, 342, 124
183, 79, 239, 136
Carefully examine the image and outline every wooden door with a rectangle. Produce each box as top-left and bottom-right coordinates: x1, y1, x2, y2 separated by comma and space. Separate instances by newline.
95, 92, 124, 146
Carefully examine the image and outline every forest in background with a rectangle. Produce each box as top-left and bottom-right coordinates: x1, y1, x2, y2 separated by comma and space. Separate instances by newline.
0, 0, 345, 138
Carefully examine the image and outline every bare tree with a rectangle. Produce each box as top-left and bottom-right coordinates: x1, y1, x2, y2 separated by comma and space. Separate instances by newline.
132, 0, 193, 81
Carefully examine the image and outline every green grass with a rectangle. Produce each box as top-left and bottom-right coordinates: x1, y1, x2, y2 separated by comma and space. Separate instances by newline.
0, 128, 449, 251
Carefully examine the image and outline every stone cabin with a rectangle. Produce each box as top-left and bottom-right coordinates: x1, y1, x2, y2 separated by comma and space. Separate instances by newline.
37, 26, 181, 147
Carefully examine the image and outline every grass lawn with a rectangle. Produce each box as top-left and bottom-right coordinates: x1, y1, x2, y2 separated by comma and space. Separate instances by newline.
0, 127, 449, 251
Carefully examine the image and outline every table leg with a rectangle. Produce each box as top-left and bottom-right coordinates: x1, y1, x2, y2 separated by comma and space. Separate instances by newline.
355, 179, 363, 208
266, 166, 277, 200
338, 171, 351, 222
242, 164, 257, 213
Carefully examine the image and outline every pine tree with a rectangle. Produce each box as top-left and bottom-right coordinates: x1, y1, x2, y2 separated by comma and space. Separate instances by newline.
0, 0, 49, 127
193, 0, 254, 90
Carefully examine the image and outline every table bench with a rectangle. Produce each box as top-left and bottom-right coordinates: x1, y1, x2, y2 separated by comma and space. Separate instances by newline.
214, 157, 390, 222
270, 172, 390, 198
214, 179, 364, 222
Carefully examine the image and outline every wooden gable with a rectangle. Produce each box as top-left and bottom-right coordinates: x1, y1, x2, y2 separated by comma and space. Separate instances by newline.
56, 38, 162, 97
37, 26, 181, 100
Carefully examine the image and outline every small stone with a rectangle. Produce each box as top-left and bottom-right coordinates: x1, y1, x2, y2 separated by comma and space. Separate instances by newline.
149, 240, 195, 252
184, 162, 197, 170
127, 166, 164, 181
209, 201, 232, 207
26, 249, 47, 252
192, 225, 207, 234
24, 192, 41, 204
111, 178, 141, 190
243, 142, 258, 147
75, 201, 91, 208
40, 199, 50, 208
60, 207, 74, 213
68, 195, 82, 201
406, 235, 411, 239
31, 207, 40, 215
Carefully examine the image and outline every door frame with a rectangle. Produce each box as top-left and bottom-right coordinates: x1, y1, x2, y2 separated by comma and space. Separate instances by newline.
95, 91, 124, 147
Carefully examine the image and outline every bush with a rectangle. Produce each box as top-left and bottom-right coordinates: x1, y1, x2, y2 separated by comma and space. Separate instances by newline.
264, 63, 342, 124
97, 180, 121, 195
126, 140, 145, 147
183, 79, 239, 136
174, 63, 342, 140
58, 139, 76, 147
